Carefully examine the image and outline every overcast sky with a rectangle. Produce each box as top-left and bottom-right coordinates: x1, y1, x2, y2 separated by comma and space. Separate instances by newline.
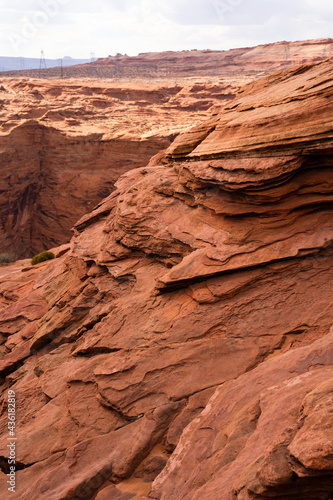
1, 0, 332, 59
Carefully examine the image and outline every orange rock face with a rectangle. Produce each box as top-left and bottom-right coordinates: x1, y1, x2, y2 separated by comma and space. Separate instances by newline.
0, 77, 239, 258
0, 60, 332, 499
1, 37, 332, 259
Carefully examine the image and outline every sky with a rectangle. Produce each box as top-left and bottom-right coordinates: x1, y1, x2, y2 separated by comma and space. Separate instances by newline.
0, 0, 332, 59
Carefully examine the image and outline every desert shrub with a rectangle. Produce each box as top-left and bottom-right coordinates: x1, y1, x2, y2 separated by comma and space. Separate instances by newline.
31, 251, 55, 266
0, 253, 17, 264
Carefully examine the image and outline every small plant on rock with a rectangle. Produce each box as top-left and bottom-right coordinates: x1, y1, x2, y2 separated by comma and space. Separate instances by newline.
31, 251, 55, 265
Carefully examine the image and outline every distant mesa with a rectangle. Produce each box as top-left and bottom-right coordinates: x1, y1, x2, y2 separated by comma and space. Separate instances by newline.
1, 37, 332, 79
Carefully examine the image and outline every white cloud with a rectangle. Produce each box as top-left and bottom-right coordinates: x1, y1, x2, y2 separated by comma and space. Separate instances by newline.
0, 0, 332, 58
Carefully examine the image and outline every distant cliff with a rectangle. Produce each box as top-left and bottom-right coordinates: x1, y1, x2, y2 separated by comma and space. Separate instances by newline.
3, 38, 332, 79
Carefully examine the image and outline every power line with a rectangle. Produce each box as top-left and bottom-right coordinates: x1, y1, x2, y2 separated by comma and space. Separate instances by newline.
90, 52, 97, 76
58, 59, 64, 78
39, 50, 47, 76
283, 45, 291, 67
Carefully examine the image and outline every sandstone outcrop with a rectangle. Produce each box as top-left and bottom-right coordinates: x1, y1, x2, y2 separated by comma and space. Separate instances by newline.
0, 60, 332, 499
2, 37, 332, 259
0, 77, 237, 258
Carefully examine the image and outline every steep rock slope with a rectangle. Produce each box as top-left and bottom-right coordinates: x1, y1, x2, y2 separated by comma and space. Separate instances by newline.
0, 77, 238, 258
0, 61, 332, 500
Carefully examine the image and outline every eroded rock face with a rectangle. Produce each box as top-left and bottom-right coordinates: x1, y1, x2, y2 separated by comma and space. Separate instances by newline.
2, 38, 332, 259
0, 60, 332, 500
0, 77, 237, 258
147, 334, 333, 500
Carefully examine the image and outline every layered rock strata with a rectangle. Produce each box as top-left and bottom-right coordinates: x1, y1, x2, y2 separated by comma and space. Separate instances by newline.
0, 77, 237, 257
0, 60, 332, 499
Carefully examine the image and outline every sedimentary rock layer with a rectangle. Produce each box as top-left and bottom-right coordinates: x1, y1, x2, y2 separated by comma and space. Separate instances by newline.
0, 60, 332, 499
0, 77, 237, 257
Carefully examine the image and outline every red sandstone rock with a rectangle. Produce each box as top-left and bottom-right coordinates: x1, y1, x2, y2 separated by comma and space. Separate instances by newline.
0, 60, 332, 499
1, 38, 332, 259
147, 332, 333, 499
96, 486, 136, 500
0, 77, 239, 258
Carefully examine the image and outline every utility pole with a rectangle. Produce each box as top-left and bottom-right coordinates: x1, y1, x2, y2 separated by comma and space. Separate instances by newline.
284, 44, 291, 67
59, 59, 64, 78
90, 52, 97, 76
39, 50, 47, 69
39, 50, 47, 77
212, 58, 219, 76
114, 53, 121, 78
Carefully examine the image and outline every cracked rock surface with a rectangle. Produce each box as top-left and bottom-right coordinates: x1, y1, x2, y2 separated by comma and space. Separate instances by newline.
0, 60, 332, 499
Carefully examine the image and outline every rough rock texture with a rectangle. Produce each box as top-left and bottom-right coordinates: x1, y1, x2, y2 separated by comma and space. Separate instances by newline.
2, 38, 332, 259
0, 77, 239, 258
0, 60, 332, 499
147, 334, 333, 500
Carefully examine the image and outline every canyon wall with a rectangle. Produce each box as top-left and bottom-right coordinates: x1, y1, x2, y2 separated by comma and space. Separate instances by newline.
1, 38, 332, 258
0, 78, 236, 257
0, 60, 332, 499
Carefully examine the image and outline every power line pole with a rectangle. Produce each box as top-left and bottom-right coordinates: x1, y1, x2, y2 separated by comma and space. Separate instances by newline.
59, 59, 63, 78
284, 45, 291, 67
39, 50, 47, 69
90, 52, 97, 76
114, 53, 121, 77
39, 50, 47, 77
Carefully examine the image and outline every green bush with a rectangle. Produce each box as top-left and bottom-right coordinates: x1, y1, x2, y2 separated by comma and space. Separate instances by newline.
0, 253, 17, 264
31, 251, 55, 266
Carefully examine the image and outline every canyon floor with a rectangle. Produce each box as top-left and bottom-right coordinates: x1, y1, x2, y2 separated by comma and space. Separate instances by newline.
0, 59, 332, 499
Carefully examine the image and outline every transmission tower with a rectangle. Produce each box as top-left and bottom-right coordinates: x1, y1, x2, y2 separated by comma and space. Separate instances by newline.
114, 53, 121, 77
284, 45, 291, 67
39, 50, 47, 70
89, 51, 97, 76
20, 58, 25, 70
58, 59, 64, 78
212, 58, 219, 76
